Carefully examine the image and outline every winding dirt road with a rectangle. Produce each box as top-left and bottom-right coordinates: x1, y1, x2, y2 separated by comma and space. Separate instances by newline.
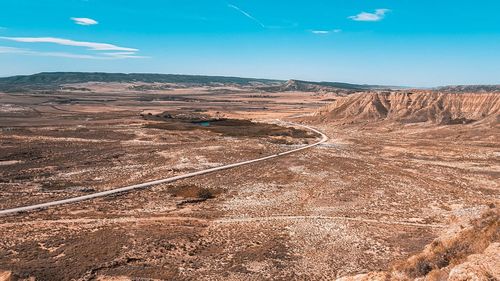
0, 122, 328, 216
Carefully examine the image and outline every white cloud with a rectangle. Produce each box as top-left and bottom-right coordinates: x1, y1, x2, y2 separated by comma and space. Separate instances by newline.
311, 29, 342, 34
71, 17, 98, 26
0, 36, 146, 59
0, 36, 137, 51
34, 52, 105, 59
0, 46, 146, 60
312, 30, 329, 34
0, 46, 100, 59
349, 9, 390, 22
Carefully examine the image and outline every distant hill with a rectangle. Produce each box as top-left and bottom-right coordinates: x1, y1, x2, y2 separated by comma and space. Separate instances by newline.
436, 85, 500, 93
0, 72, 282, 92
279, 79, 404, 92
1, 72, 498, 94
0, 72, 401, 93
247, 79, 402, 94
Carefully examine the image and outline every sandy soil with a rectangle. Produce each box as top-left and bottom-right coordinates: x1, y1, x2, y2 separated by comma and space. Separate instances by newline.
0, 85, 498, 280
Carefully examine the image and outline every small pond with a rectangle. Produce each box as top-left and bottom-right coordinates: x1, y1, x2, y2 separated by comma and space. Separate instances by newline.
193, 121, 211, 127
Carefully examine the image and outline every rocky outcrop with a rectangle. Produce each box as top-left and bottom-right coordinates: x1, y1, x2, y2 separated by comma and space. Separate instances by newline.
336, 206, 499, 281
313, 92, 500, 125
447, 243, 499, 281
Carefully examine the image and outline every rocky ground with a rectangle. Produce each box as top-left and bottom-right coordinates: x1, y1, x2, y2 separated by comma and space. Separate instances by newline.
0, 86, 498, 280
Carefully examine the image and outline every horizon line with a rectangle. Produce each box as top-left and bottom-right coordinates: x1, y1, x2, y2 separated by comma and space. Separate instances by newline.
0, 71, 499, 88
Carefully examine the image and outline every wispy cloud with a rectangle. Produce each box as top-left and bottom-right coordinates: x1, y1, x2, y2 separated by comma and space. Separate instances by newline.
0, 37, 137, 51
227, 4, 297, 29
228, 4, 265, 28
0, 46, 146, 60
0, 36, 146, 59
0, 46, 102, 59
33, 52, 105, 59
349, 9, 390, 22
311, 29, 342, 35
71, 17, 98, 26
0, 46, 27, 53
102, 52, 149, 59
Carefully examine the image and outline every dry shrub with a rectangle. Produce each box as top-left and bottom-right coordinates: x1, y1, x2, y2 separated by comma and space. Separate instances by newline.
394, 207, 499, 278
167, 184, 219, 199
197, 188, 214, 199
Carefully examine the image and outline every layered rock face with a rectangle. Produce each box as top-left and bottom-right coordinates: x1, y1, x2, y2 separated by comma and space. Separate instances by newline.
314, 92, 500, 125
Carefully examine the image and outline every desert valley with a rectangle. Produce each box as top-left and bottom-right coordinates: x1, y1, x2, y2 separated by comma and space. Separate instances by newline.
0, 73, 498, 280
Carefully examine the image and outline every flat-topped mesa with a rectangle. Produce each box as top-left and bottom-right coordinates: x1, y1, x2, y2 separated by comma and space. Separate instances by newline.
313, 91, 500, 125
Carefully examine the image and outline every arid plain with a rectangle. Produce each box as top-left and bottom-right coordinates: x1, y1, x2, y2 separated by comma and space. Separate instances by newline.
0, 79, 498, 280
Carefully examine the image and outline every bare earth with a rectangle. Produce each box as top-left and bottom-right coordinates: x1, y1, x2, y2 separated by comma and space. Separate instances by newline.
0, 84, 498, 280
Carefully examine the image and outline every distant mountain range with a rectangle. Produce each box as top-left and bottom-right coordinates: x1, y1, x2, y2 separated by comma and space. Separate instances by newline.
0, 72, 279, 91
0, 72, 497, 93
0, 72, 400, 92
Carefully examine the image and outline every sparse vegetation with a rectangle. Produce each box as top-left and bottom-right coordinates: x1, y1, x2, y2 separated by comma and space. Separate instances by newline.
167, 184, 219, 200
1, 74, 498, 280
144, 111, 316, 140
197, 188, 214, 200
394, 207, 499, 279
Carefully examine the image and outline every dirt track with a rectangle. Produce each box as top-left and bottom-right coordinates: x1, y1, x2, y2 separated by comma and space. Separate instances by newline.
0, 122, 326, 216
1, 85, 498, 280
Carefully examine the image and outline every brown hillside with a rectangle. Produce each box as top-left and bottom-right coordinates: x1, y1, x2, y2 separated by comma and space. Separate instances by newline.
313, 92, 500, 125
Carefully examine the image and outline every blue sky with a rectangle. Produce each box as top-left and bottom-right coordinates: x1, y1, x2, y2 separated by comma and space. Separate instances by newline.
0, 0, 499, 86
